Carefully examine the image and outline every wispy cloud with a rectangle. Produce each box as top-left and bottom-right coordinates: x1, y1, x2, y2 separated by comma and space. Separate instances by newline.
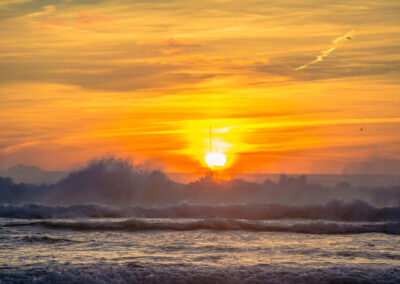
0, 0, 399, 173
0, 141, 39, 154
295, 30, 354, 71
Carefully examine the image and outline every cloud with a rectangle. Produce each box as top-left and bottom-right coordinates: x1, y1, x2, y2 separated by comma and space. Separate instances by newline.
343, 157, 400, 175
0, 141, 39, 154
0, 0, 63, 20
0, 59, 217, 91
26, 4, 56, 17
40, 18, 65, 26
0, 0, 399, 174
0, 164, 67, 184
75, 11, 113, 25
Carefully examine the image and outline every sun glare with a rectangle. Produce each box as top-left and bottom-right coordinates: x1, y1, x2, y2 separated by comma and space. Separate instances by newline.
205, 152, 227, 168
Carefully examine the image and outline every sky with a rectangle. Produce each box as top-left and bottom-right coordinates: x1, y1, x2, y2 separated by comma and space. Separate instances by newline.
0, 0, 399, 175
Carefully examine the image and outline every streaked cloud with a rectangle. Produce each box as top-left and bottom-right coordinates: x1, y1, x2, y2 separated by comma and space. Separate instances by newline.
0, 0, 399, 173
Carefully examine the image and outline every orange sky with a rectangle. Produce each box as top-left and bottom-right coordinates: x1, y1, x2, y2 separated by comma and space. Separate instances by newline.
0, 0, 399, 175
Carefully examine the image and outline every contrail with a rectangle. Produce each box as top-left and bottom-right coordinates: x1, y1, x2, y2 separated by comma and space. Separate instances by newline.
332, 29, 354, 44
295, 30, 354, 71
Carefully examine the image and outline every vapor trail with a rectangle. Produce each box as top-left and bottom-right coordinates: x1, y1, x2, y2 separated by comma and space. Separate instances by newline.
295, 30, 354, 71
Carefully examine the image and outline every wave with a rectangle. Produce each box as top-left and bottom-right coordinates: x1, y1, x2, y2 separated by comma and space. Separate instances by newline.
21, 235, 78, 244
1, 262, 399, 284
1, 200, 400, 222
7, 218, 400, 235
0, 204, 121, 219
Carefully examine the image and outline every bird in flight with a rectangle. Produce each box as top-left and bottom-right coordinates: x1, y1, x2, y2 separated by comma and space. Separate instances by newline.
347, 36, 352, 40
360, 128, 363, 131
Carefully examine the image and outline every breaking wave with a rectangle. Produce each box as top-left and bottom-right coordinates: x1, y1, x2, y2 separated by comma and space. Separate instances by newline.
1, 200, 400, 222
6, 218, 400, 235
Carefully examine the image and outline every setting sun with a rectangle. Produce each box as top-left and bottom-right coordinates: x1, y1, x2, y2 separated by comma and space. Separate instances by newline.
205, 152, 227, 168
0, 0, 399, 282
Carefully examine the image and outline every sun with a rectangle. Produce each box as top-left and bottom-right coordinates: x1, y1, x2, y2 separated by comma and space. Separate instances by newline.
205, 152, 227, 168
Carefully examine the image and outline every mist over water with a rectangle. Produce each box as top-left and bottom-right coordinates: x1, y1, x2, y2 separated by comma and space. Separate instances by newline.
2, 157, 400, 236
1, 158, 400, 207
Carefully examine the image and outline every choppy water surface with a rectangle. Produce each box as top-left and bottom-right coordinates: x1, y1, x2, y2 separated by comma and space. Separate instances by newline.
1, 213, 400, 283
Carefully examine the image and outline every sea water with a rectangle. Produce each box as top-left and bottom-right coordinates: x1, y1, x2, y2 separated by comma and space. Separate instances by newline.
1, 205, 400, 283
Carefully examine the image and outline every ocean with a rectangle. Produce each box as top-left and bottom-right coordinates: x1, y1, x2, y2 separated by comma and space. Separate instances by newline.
1, 203, 400, 283
1, 160, 400, 283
